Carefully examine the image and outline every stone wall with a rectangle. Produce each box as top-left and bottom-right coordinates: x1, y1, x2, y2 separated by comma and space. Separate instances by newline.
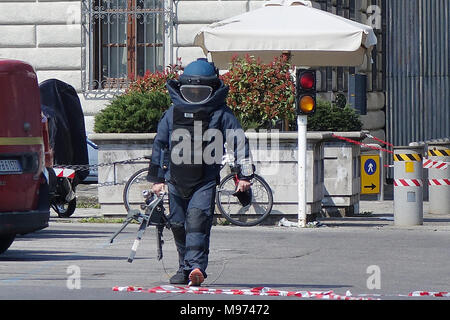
0, 0, 93, 126
172, 0, 266, 65
90, 132, 332, 218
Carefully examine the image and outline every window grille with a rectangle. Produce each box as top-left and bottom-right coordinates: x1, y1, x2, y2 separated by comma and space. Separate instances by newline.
81, 0, 173, 94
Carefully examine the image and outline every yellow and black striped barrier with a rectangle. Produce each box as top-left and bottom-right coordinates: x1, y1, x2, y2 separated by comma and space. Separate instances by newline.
393, 153, 422, 162
428, 149, 450, 157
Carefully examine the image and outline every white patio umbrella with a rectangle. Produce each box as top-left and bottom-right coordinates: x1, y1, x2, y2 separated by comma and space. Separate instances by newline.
194, 0, 378, 227
194, 0, 377, 69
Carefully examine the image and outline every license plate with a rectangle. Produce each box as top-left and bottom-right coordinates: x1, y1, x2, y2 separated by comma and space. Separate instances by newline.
0, 159, 22, 173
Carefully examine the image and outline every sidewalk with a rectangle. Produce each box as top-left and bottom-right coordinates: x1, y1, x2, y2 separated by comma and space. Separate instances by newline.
323, 200, 450, 230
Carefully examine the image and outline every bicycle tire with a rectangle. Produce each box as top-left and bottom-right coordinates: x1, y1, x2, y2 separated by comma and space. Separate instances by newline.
123, 167, 150, 213
52, 198, 77, 218
216, 173, 273, 226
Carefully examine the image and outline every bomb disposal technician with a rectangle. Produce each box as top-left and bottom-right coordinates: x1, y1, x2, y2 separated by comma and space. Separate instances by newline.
147, 58, 254, 286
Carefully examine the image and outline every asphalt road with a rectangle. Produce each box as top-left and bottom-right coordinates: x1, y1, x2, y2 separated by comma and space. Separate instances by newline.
1, 214, 450, 304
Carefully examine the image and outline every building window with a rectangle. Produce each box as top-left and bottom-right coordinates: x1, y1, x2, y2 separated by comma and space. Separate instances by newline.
82, 0, 171, 92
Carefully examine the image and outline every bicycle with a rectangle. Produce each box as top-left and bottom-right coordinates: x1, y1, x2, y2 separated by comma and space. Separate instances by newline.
215, 153, 273, 226
123, 154, 273, 227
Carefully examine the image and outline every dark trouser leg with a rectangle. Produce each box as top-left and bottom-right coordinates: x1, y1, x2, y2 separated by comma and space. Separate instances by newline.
184, 181, 216, 277
168, 183, 188, 271
171, 224, 186, 269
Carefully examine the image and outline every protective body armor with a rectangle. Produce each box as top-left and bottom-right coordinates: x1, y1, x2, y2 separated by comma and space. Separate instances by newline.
169, 105, 213, 198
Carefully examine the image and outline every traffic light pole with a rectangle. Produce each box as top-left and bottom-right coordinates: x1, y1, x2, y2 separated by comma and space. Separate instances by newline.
297, 114, 307, 228
295, 67, 316, 228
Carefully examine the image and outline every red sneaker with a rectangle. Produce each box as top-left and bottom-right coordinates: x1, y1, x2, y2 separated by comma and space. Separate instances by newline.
188, 268, 204, 286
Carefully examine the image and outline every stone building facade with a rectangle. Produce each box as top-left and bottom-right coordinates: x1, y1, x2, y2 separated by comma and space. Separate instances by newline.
0, 0, 385, 141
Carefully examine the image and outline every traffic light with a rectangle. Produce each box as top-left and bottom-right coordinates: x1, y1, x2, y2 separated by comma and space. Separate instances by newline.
296, 69, 316, 115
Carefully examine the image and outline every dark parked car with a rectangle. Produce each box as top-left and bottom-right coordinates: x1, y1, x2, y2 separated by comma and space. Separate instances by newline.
83, 137, 98, 184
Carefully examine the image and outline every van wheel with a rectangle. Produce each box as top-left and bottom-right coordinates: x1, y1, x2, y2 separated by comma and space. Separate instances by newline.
53, 198, 77, 218
0, 235, 15, 254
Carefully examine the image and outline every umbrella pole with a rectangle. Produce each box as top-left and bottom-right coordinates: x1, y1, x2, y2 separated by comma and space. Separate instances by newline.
297, 114, 307, 228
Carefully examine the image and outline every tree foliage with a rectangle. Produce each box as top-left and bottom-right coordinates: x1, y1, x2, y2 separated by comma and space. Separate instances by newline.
221, 54, 296, 130
221, 54, 362, 132
306, 99, 362, 132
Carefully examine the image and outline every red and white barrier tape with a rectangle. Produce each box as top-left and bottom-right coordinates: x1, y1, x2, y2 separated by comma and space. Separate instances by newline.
112, 285, 450, 299
423, 159, 449, 170
112, 285, 374, 300
428, 179, 450, 186
53, 167, 76, 179
394, 179, 423, 187
409, 291, 450, 297
331, 134, 394, 154
365, 133, 395, 148
384, 160, 449, 170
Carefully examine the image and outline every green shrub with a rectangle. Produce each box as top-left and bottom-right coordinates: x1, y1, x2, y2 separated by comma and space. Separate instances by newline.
305, 99, 362, 132
94, 90, 171, 133
94, 63, 181, 133
221, 54, 295, 130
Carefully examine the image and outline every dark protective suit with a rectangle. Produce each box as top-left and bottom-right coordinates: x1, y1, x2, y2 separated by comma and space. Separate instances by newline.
147, 79, 251, 278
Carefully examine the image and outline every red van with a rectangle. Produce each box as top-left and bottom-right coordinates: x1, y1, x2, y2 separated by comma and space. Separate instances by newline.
0, 59, 50, 253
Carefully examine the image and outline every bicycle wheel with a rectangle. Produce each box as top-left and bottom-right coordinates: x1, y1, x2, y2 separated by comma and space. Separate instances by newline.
216, 173, 273, 226
52, 198, 77, 218
123, 168, 151, 213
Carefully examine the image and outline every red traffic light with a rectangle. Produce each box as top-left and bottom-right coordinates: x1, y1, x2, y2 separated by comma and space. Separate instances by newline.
299, 71, 315, 90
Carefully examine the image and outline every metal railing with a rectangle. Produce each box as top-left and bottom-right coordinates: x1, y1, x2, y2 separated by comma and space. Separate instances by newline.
81, 0, 174, 96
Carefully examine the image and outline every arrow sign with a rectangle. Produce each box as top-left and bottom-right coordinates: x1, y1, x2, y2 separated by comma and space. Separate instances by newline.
364, 183, 376, 191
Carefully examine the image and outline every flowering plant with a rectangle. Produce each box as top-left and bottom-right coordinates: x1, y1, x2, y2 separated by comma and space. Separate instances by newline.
127, 59, 183, 94
221, 54, 296, 130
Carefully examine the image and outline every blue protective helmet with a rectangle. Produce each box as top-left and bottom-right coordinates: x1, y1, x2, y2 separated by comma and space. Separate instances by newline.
179, 58, 220, 89
178, 58, 220, 104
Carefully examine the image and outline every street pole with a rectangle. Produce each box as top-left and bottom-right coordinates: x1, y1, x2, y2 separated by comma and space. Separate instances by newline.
297, 114, 307, 227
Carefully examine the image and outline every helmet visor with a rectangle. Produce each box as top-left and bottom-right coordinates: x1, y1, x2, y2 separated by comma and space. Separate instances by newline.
180, 85, 213, 104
